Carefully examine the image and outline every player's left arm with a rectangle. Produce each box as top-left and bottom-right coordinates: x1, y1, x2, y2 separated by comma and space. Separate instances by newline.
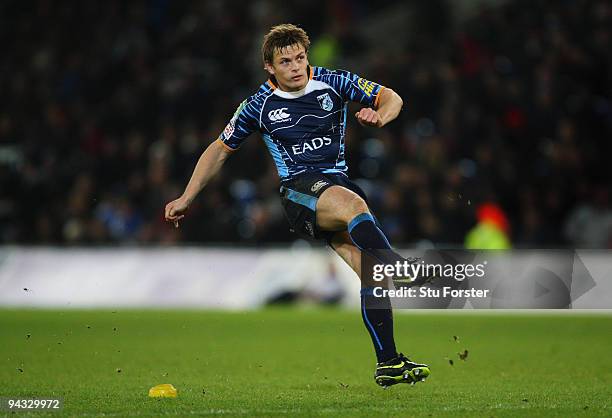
355, 88, 403, 128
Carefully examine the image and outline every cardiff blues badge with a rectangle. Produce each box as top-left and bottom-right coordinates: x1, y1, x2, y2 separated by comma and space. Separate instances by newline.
317, 93, 333, 111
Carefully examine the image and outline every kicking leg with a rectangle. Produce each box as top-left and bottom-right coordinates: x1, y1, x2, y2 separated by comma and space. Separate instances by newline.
318, 185, 436, 288
317, 186, 404, 266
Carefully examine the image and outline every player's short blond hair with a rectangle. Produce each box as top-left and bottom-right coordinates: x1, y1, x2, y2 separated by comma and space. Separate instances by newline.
262, 24, 310, 64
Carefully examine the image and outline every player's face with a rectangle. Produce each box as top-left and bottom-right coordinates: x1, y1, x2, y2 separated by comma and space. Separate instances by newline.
265, 43, 309, 92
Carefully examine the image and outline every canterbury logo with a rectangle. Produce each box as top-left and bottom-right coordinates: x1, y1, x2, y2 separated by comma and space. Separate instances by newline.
268, 108, 290, 122
311, 181, 328, 193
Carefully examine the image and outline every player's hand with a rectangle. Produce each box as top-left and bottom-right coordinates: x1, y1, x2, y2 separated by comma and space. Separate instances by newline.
355, 108, 383, 128
164, 196, 190, 228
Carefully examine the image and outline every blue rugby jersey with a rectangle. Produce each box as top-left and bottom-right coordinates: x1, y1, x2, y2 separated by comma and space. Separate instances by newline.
218, 66, 385, 181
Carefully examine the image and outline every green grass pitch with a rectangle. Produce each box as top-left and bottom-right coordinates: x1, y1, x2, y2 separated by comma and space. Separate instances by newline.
1, 308, 611, 417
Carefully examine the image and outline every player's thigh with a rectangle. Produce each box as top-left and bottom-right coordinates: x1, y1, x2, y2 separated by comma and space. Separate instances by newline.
316, 185, 370, 231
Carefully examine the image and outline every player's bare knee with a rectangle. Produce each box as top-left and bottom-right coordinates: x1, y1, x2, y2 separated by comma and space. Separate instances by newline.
346, 195, 369, 222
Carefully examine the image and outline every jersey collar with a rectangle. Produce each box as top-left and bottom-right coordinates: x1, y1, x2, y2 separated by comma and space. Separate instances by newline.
267, 66, 313, 92
268, 66, 316, 99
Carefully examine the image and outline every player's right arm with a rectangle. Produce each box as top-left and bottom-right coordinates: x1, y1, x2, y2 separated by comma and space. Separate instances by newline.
164, 139, 233, 225
164, 98, 258, 226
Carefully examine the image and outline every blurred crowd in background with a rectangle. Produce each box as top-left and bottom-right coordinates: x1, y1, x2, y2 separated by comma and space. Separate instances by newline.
1, 0, 611, 248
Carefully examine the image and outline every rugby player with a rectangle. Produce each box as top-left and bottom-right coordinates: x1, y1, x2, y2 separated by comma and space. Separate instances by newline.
164, 24, 430, 387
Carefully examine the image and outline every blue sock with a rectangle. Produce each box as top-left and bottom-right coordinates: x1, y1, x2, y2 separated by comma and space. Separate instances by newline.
350, 213, 400, 362
361, 287, 398, 363
348, 213, 403, 265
